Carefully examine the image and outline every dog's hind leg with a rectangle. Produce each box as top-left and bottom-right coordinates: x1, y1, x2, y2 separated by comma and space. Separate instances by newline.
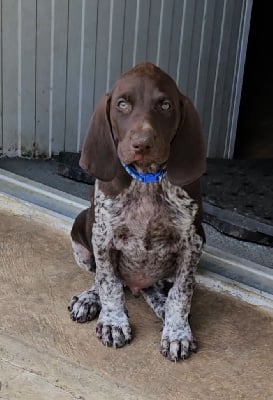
141, 282, 169, 321
69, 206, 101, 322
71, 239, 96, 273
71, 207, 96, 273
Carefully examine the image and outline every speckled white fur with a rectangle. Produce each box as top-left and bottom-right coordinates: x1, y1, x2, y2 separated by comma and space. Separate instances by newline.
70, 176, 203, 359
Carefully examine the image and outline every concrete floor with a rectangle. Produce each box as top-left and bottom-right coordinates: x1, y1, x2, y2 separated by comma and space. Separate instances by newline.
1, 199, 273, 399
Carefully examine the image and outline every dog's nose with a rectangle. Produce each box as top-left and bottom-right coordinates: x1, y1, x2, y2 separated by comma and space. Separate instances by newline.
131, 133, 154, 153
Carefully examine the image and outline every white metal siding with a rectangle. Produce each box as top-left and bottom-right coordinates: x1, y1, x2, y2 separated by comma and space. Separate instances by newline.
0, 0, 252, 158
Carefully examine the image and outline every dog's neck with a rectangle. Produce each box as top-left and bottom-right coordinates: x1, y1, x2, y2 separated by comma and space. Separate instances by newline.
121, 162, 166, 184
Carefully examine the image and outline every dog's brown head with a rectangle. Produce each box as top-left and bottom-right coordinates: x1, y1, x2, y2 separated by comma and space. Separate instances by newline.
80, 63, 206, 186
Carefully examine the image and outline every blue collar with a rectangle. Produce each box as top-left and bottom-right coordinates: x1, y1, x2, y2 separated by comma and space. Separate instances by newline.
122, 163, 166, 184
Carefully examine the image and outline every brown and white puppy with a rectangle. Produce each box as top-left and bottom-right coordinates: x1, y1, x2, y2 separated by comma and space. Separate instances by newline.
69, 63, 206, 361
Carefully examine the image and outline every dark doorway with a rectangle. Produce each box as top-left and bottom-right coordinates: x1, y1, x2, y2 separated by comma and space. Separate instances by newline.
234, 1, 273, 159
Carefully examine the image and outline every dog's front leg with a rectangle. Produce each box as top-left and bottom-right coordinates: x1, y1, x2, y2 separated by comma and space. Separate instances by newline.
159, 232, 203, 363
93, 244, 132, 348
160, 265, 197, 361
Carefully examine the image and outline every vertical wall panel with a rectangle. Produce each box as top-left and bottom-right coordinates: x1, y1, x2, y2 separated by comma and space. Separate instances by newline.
2, 0, 19, 155
213, 0, 240, 157
51, 0, 68, 154
205, 0, 245, 157
168, 0, 184, 80
35, 0, 52, 155
0, 0, 2, 153
106, 0, 125, 90
176, 0, 196, 91
220, 0, 248, 158
133, 0, 150, 65
94, 0, 111, 104
122, 0, 138, 72
224, 0, 252, 158
156, 0, 174, 71
122, 0, 151, 70
207, 0, 234, 156
65, 0, 83, 152
0, 0, 252, 159
21, 0, 36, 155
193, 0, 215, 118
80, 0, 98, 148
186, 0, 206, 100
146, 0, 161, 63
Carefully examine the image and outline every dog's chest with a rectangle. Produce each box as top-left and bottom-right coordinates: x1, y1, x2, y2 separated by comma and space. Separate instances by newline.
93, 179, 198, 292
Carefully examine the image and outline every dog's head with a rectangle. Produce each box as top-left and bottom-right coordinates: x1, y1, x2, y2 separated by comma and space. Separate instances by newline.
80, 63, 206, 186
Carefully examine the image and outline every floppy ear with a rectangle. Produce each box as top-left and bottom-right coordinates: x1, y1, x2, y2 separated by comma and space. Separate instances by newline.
167, 94, 206, 186
79, 95, 118, 181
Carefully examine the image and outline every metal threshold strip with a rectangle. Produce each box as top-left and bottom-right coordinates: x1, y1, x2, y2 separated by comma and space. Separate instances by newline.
1, 168, 273, 308
0, 168, 89, 219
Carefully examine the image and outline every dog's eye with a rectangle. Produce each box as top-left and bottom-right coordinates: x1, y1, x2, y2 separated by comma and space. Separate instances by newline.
160, 100, 172, 111
117, 99, 129, 110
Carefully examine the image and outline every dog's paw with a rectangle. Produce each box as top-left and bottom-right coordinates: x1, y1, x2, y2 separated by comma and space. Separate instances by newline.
96, 311, 132, 348
160, 323, 197, 361
68, 289, 101, 323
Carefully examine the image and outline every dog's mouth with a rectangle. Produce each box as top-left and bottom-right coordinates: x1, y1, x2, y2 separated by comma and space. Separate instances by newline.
121, 151, 167, 173
132, 159, 166, 173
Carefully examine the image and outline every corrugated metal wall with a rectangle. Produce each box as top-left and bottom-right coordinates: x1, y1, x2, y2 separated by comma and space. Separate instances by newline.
0, 0, 252, 158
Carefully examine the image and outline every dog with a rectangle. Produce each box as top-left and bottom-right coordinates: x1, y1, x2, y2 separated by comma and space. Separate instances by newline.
68, 63, 206, 361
